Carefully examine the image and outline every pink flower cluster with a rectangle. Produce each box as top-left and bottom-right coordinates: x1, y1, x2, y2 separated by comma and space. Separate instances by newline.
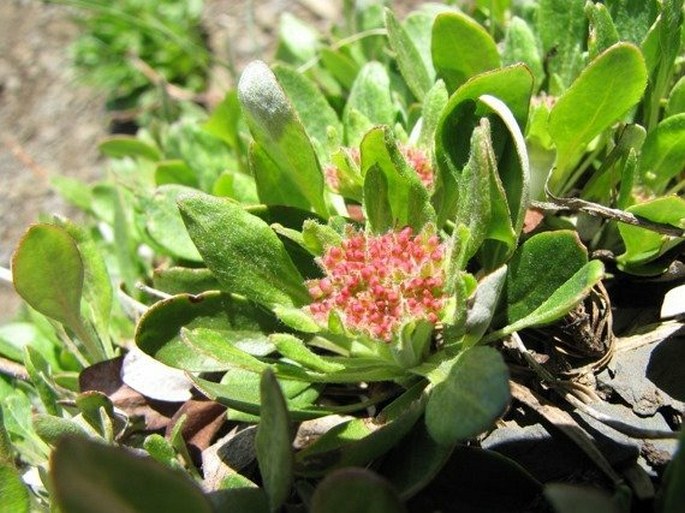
307, 227, 447, 342
324, 145, 434, 192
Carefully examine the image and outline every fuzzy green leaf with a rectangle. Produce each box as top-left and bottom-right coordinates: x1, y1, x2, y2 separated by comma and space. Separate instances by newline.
361, 127, 435, 232
144, 185, 202, 261
136, 291, 277, 370
238, 61, 327, 216
12, 224, 83, 327
178, 192, 309, 307
0, 464, 29, 513
98, 135, 161, 161
311, 468, 407, 513
385, 8, 432, 99
503, 230, 589, 324
344, 62, 394, 147
537, 0, 586, 92
486, 260, 605, 341
256, 369, 294, 512
501, 17, 544, 90
52, 437, 213, 513
273, 63, 342, 161
425, 347, 510, 444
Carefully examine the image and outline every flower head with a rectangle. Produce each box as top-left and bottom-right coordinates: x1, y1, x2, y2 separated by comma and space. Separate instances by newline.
306, 226, 447, 342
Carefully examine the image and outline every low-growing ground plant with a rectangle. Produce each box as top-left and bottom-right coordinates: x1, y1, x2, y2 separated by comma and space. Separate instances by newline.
1, 1, 684, 512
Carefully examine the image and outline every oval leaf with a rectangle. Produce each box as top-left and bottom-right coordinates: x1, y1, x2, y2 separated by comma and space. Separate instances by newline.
136, 291, 277, 370
51, 437, 213, 513
311, 468, 407, 513
548, 43, 648, 192
12, 224, 84, 327
503, 230, 589, 324
431, 11, 501, 92
425, 346, 510, 445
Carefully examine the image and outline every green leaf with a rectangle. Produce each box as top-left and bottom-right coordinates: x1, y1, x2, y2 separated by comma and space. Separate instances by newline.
431, 11, 501, 93
463, 266, 507, 347
435, 64, 533, 173
0, 408, 14, 467
606, 0, 658, 45
98, 135, 161, 161
256, 369, 294, 512
586, 2, 620, 61
344, 62, 395, 147
418, 80, 448, 148
548, 43, 648, 193
273, 63, 342, 161
360, 127, 435, 232
502, 230, 589, 324
152, 266, 220, 295
24, 347, 60, 416
144, 185, 202, 261
453, 118, 496, 263
486, 260, 605, 341
425, 347, 510, 445
536, 0, 586, 92
165, 122, 234, 192
52, 437, 213, 513
296, 396, 424, 477
0, 464, 29, 513
661, 430, 685, 513
545, 484, 622, 513
363, 164, 393, 233
639, 113, 685, 192
311, 468, 407, 513
320, 48, 360, 90
180, 328, 270, 373
385, 8, 432, 99
276, 13, 320, 64
12, 224, 83, 328
203, 89, 243, 151
501, 16, 544, 90
192, 372, 322, 422
178, 192, 309, 307
33, 414, 90, 446
666, 76, 685, 118
435, 70, 532, 232
643, 0, 683, 131
271, 334, 343, 373
238, 61, 327, 216
617, 196, 685, 274
136, 291, 277, 370
155, 160, 198, 188
380, 421, 454, 500
56, 219, 113, 351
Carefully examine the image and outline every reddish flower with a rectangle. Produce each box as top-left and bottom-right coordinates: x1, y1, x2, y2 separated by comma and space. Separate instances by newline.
306, 226, 447, 342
